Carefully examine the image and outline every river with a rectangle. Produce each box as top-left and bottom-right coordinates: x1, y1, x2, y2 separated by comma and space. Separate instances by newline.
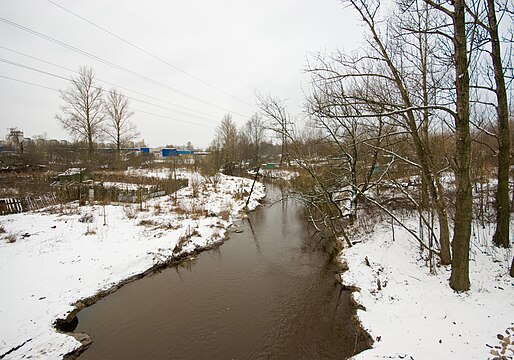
74, 183, 370, 359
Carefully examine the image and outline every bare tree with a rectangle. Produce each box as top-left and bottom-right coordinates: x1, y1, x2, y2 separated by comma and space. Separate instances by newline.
483, 0, 511, 248
314, 0, 453, 266
56, 66, 105, 161
306, 71, 394, 223
215, 114, 239, 174
418, 0, 473, 291
103, 88, 138, 154
242, 113, 267, 166
257, 93, 291, 165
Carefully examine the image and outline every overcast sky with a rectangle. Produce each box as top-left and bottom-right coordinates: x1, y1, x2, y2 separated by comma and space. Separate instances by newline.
0, 0, 362, 148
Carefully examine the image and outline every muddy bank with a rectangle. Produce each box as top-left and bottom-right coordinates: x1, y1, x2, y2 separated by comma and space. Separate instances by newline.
55, 225, 238, 359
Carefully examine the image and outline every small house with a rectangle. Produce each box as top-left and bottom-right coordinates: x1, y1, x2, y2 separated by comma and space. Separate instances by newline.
57, 168, 91, 184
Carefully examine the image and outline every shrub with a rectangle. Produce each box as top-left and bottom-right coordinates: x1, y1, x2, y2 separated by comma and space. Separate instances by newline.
45, 203, 80, 216
5, 231, 19, 243
210, 229, 221, 241
160, 221, 179, 230
138, 219, 157, 227
84, 227, 96, 235
190, 227, 200, 237
209, 174, 221, 189
191, 178, 200, 198
219, 210, 230, 221
79, 213, 94, 223
123, 204, 138, 219
173, 204, 207, 219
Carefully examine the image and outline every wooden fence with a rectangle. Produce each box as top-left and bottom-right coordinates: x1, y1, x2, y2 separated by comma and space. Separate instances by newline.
0, 194, 59, 215
0, 179, 188, 215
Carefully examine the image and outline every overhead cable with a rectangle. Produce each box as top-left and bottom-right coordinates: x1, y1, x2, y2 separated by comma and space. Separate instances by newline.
46, 0, 253, 108
0, 73, 215, 128
0, 44, 215, 119
0, 16, 248, 117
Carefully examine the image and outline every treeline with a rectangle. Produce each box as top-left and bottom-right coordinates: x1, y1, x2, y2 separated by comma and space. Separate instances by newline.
0, 139, 151, 172
245, 0, 513, 289
206, 114, 284, 175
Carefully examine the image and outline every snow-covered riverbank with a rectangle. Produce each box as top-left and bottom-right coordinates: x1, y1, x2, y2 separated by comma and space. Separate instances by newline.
341, 218, 513, 360
0, 173, 265, 359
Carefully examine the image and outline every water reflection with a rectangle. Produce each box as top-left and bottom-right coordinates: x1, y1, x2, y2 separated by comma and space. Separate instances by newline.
75, 183, 369, 359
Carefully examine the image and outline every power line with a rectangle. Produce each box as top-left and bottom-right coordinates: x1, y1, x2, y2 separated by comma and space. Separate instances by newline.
111, 0, 211, 65
0, 58, 70, 81
0, 15, 249, 117
0, 57, 220, 124
133, 109, 215, 129
0, 74, 59, 92
0, 45, 216, 119
46, 0, 253, 108
0, 73, 215, 129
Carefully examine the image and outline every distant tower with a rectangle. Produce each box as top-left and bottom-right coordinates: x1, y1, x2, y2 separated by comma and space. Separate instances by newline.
6, 128, 25, 152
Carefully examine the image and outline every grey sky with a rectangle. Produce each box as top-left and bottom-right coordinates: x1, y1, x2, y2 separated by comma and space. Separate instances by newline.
0, 0, 362, 148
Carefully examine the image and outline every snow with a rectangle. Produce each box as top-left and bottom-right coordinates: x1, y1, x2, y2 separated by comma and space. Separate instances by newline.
260, 168, 299, 180
248, 168, 300, 181
124, 167, 193, 180
341, 218, 514, 360
2, 164, 512, 360
99, 181, 154, 190
0, 172, 265, 359
57, 168, 86, 177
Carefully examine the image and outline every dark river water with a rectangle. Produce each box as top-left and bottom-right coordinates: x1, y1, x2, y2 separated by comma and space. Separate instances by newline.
75, 183, 369, 359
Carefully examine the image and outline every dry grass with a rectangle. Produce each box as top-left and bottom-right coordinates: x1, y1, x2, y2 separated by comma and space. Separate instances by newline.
123, 204, 138, 219
173, 204, 207, 220
172, 205, 188, 216
84, 227, 96, 235
5, 231, 19, 243
190, 178, 200, 198
79, 212, 94, 223
159, 221, 180, 230
138, 219, 158, 227
45, 203, 81, 216
210, 229, 222, 241
218, 210, 230, 221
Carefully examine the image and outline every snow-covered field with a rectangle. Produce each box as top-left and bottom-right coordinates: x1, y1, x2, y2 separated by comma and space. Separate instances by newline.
125, 166, 191, 180
2, 164, 512, 360
342, 218, 513, 360
0, 172, 264, 359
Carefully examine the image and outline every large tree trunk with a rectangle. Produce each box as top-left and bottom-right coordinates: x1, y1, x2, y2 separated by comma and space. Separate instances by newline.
449, 0, 472, 292
487, 0, 511, 249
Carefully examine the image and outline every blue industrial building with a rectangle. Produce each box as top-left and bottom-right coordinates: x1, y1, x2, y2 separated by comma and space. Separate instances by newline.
161, 148, 194, 157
